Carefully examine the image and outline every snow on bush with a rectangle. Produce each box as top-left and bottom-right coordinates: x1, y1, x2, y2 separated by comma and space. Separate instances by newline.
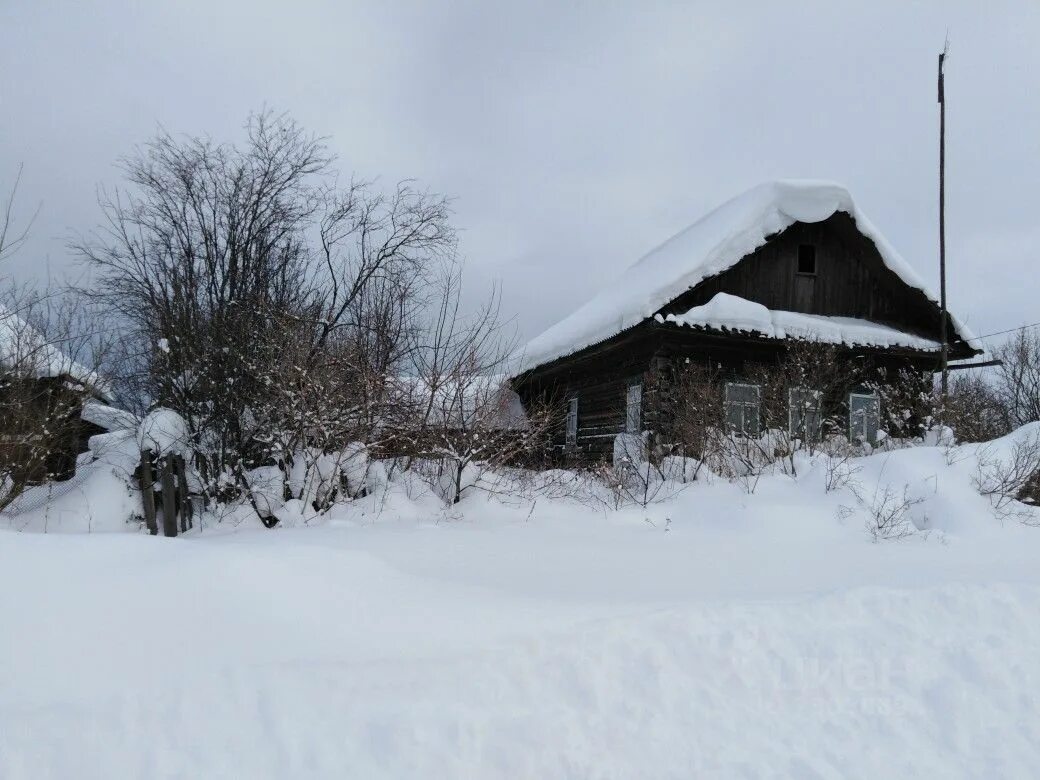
244, 465, 285, 519
659, 455, 704, 483
339, 442, 371, 498
137, 407, 192, 457
972, 423, 1040, 523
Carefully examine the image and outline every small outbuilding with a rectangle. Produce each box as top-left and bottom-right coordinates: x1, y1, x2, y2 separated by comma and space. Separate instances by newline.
0, 305, 110, 484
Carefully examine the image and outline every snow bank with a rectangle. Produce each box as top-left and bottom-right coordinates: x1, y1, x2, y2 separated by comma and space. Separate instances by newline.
3, 457, 1040, 776
0, 429, 140, 533
660, 292, 944, 350
515, 180, 973, 372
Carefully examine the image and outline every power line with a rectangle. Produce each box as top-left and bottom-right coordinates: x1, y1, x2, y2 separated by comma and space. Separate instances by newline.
965, 320, 1040, 343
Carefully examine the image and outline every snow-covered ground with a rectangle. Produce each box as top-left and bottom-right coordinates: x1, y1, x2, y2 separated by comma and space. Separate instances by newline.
2, 432, 1040, 778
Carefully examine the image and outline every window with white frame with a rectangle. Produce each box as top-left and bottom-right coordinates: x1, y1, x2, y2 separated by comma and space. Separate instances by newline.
725, 382, 761, 436
849, 392, 880, 444
625, 383, 642, 434
565, 397, 578, 446
788, 387, 822, 441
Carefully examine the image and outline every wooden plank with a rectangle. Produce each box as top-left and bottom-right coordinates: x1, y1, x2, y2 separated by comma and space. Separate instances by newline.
160, 454, 178, 538
174, 454, 192, 532
139, 450, 158, 536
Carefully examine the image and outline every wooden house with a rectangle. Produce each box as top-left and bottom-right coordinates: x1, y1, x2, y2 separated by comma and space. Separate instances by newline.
510, 181, 979, 462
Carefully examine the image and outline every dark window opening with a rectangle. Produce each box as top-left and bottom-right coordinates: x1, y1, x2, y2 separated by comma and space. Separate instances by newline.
797, 244, 816, 275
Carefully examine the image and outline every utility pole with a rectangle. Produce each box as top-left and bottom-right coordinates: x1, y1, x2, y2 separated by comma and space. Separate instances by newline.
938, 42, 950, 399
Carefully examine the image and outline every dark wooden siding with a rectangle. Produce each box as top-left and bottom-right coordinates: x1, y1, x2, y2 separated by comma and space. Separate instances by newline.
513, 329, 656, 462
514, 321, 944, 465
512, 211, 977, 465
657, 212, 969, 353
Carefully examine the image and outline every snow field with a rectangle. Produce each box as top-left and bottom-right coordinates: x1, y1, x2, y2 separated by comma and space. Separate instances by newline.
2, 525, 1039, 778
2, 429, 1040, 777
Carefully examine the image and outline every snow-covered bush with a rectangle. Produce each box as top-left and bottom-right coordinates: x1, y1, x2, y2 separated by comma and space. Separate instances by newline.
943, 372, 1011, 443
137, 407, 192, 458
992, 330, 1040, 429
851, 482, 926, 542
599, 433, 669, 508
819, 435, 862, 493
339, 442, 371, 499
75, 111, 461, 525
659, 455, 704, 483
973, 425, 1040, 523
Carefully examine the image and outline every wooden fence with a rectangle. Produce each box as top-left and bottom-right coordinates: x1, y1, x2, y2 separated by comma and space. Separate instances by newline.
138, 450, 193, 536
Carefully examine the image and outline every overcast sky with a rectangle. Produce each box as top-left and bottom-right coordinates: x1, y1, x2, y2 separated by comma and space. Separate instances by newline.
2, 1, 1037, 351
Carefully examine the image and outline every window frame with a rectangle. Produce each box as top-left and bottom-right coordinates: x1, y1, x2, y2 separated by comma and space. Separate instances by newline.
788, 386, 823, 441
848, 391, 880, 444
565, 396, 579, 447
724, 382, 762, 437
625, 383, 642, 435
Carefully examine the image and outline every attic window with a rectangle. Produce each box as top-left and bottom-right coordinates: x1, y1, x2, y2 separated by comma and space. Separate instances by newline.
797, 244, 817, 275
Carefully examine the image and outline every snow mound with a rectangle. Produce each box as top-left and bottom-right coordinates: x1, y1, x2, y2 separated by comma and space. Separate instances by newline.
0, 429, 141, 532
137, 408, 191, 457
660, 292, 943, 350
515, 180, 972, 372
3, 437, 1040, 775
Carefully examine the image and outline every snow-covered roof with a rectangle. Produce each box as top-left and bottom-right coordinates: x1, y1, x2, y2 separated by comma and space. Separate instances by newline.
514, 180, 973, 373
81, 400, 139, 432
391, 375, 529, 430
659, 293, 943, 352
0, 304, 102, 389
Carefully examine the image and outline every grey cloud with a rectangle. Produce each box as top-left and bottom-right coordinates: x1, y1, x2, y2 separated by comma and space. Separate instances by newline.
1, 0, 1036, 350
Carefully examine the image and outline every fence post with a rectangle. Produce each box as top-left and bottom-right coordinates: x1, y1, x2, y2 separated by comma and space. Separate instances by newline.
174, 454, 193, 532
139, 450, 158, 535
160, 454, 178, 538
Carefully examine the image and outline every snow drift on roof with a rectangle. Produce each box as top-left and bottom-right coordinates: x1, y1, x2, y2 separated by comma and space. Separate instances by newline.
0, 304, 100, 388
514, 180, 972, 373
660, 293, 943, 351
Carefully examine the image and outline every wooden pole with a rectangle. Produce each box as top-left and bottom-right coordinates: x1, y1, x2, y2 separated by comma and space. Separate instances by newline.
139, 450, 158, 535
938, 43, 950, 400
160, 454, 178, 538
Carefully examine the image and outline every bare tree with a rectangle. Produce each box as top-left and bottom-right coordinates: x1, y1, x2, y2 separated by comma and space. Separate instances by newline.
656, 342, 860, 485
944, 371, 1011, 443
0, 168, 112, 510
0, 164, 40, 265
974, 430, 1040, 523
993, 329, 1040, 429
653, 360, 726, 479
748, 341, 861, 472
75, 111, 456, 517
854, 482, 924, 542
395, 264, 556, 505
